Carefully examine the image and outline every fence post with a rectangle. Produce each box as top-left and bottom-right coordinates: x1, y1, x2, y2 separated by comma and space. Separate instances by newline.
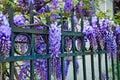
0, 63, 2, 80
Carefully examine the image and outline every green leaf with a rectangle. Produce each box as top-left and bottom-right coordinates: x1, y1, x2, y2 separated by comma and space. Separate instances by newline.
0, 5, 3, 11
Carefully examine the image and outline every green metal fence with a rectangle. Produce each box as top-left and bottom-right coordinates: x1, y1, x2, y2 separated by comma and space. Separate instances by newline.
0, 1, 120, 80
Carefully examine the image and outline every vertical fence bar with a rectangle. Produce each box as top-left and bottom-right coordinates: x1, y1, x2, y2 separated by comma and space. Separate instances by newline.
10, 33, 15, 80
30, 1, 34, 80
0, 63, 2, 80
111, 54, 115, 80
80, 14, 86, 80
82, 38, 86, 80
117, 51, 120, 80
72, 37, 77, 80
89, 16, 95, 80
30, 34, 35, 80
105, 53, 109, 80
98, 54, 102, 80
90, 48, 95, 80
71, 12, 74, 32
82, 49, 86, 80
8, 0, 14, 79
46, 34, 51, 80
71, 11, 77, 80
116, 49, 120, 80
60, 10, 65, 80
46, 6, 51, 80
61, 35, 65, 80
97, 17, 102, 80
2, 63, 5, 80
80, 14, 83, 32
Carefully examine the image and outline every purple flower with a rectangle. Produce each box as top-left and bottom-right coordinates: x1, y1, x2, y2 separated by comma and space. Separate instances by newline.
0, 12, 11, 56
34, 17, 44, 30
18, 61, 30, 80
49, 22, 61, 57
64, 0, 73, 13
76, 1, 89, 17
49, 22, 62, 79
101, 72, 106, 80
115, 26, 120, 45
14, 14, 27, 27
17, 0, 47, 13
76, 1, 83, 16
51, 0, 58, 9
35, 35, 46, 54
65, 37, 72, 52
104, 30, 117, 58
83, 19, 98, 51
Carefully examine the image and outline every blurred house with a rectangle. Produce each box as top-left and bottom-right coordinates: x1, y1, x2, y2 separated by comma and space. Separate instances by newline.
99, 0, 120, 17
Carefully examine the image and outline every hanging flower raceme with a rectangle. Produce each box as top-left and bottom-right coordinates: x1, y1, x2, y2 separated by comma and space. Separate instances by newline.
49, 22, 62, 80
49, 22, 61, 57
104, 30, 117, 58
0, 12, 11, 56
14, 14, 28, 28
64, 0, 73, 13
76, 1, 90, 18
34, 59, 47, 80
76, 1, 83, 18
115, 25, 120, 45
103, 21, 117, 58
91, 17, 104, 50
83, 19, 97, 51
18, 61, 30, 80
51, 0, 58, 9
17, 0, 47, 13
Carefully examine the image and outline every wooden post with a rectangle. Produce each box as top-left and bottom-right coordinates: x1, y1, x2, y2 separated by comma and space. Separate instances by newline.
0, 63, 2, 80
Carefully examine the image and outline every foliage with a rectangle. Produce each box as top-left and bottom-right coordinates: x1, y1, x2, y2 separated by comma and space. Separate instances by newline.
113, 12, 120, 25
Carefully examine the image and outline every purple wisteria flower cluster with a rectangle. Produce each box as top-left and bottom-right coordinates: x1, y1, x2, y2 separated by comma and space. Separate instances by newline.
83, 17, 98, 51
49, 22, 62, 80
17, 0, 59, 13
18, 0, 45, 13
14, 14, 26, 27
51, 0, 58, 10
76, 1, 94, 18
0, 12, 11, 56
49, 22, 61, 57
115, 25, 120, 45
64, 0, 73, 13
104, 29, 117, 58
83, 17, 118, 58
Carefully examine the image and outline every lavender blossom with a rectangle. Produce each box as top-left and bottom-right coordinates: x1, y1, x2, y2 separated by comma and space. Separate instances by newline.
17, 0, 47, 13
18, 61, 30, 80
104, 30, 117, 58
51, 0, 58, 9
14, 14, 29, 28
64, 0, 73, 13
49, 22, 62, 80
0, 12, 11, 56
49, 22, 61, 57
83, 19, 97, 51
115, 25, 120, 45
